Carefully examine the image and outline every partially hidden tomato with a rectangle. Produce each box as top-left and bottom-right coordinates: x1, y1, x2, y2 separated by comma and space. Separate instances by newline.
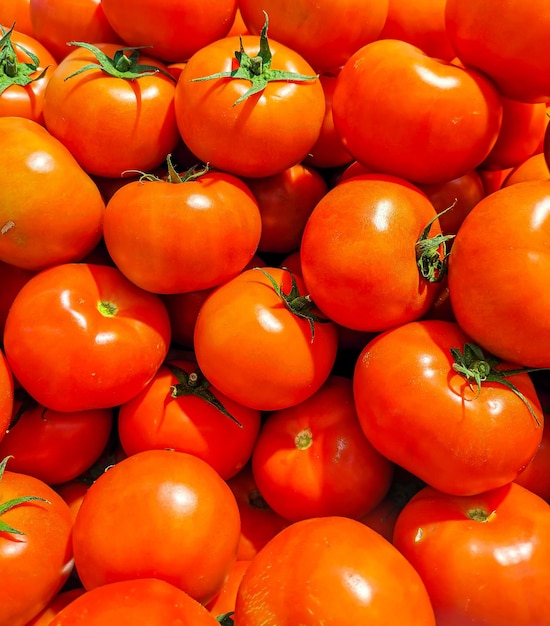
72, 449, 241, 605
232, 516, 436, 625
3, 263, 172, 412
193, 266, 339, 412
0, 117, 105, 271
0, 350, 13, 444
393, 482, 550, 625
26, 588, 85, 626
0, 0, 33, 36
205, 559, 251, 619
0, 457, 74, 626
502, 153, 550, 187
353, 319, 544, 496
332, 39, 503, 184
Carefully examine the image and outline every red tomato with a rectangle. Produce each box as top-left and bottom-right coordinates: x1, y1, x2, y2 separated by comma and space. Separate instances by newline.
72, 449, 241, 605
238, 0, 389, 73
0, 457, 74, 626
42, 43, 179, 178
29, 0, 119, 62
174, 22, 325, 178
205, 559, 251, 618
251, 375, 394, 522
448, 179, 550, 367
51, 579, 220, 625
0, 350, 13, 443
332, 39, 503, 184
503, 152, 550, 187
233, 516, 436, 625
353, 320, 544, 496
0, 0, 33, 36
514, 406, 550, 502
393, 482, 550, 625
0, 25, 57, 124
3, 263, 172, 412
103, 167, 262, 294
226, 463, 290, 561
242, 163, 328, 254
193, 266, 339, 411
26, 588, 85, 626
300, 174, 445, 332
0, 117, 105, 271
55, 478, 89, 523
117, 358, 262, 480
101, 0, 238, 63
0, 263, 35, 337
0, 399, 113, 485
445, 0, 550, 103
476, 166, 513, 195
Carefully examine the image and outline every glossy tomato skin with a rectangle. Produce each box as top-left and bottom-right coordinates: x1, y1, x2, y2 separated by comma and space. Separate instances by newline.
193, 267, 339, 412
233, 516, 436, 625
175, 36, 325, 178
0, 0, 34, 36
42, 43, 179, 178
238, 0, 389, 73
353, 320, 544, 496
393, 482, 550, 625
3, 263, 172, 412
0, 464, 74, 626
50, 578, 220, 625
27, 588, 85, 626
332, 39, 503, 184
0, 117, 105, 270
251, 375, 394, 522
445, 0, 550, 103
0, 351, 13, 444
448, 179, 550, 368
117, 359, 262, 480
103, 170, 262, 294
72, 449, 241, 605
300, 174, 443, 332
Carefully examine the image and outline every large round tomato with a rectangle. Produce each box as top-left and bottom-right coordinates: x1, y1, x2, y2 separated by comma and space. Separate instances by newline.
3, 263, 172, 412
445, 0, 550, 103
393, 482, 550, 625
0, 457, 74, 626
232, 516, 436, 625
174, 21, 325, 178
332, 39, 503, 184
447, 179, 550, 368
300, 174, 445, 332
72, 449, 241, 605
42, 43, 179, 178
353, 319, 544, 496
51, 578, 220, 625
102, 168, 262, 294
0, 117, 105, 270
193, 266, 339, 411
251, 375, 394, 522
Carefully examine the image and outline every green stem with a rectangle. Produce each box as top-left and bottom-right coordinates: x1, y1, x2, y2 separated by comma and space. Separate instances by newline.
416, 201, 456, 283
0, 23, 50, 95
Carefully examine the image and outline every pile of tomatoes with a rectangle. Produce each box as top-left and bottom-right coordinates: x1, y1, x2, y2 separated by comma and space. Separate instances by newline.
2, 0, 550, 624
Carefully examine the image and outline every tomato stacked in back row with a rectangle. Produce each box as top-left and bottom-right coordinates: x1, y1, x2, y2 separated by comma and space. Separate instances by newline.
1, 1, 550, 625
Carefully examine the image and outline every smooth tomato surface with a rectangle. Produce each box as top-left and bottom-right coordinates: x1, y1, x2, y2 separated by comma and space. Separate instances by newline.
0, 351, 13, 444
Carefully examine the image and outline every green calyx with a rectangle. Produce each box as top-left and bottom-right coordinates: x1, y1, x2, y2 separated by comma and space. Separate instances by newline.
256, 268, 329, 342
166, 363, 242, 428
123, 155, 210, 184
216, 613, 235, 625
63, 41, 176, 82
0, 23, 51, 95
416, 201, 456, 283
190, 11, 318, 106
451, 343, 542, 426
0, 456, 49, 536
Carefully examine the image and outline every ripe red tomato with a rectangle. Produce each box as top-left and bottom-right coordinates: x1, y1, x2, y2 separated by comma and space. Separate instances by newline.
42, 43, 179, 178
238, 0, 389, 72
353, 319, 544, 496
72, 449, 241, 605
101, 0, 238, 63
193, 266, 339, 411
117, 358, 262, 480
448, 179, 550, 367
503, 153, 550, 187
103, 167, 262, 294
3, 263, 172, 412
26, 588, 85, 626
0, 0, 33, 36
232, 516, 436, 625
0, 457, 74, 626
205, 559, 251, 618
300, 173, 445, 332
332, 39, 503, 184
251, 375, 394, 522
0, 399, 114, 485
51, 578, 220, 625
445, 0, 550, 103
0, 117, 105, 270
174, 21, 325, 178
393, 482, 550, 625
0, 350, 13, 444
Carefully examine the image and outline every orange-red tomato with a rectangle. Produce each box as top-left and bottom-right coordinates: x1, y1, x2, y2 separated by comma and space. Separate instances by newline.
502, 152, 550, 187
0, 0, 33, 36
26, 588, 85, 626
0, 351, 13, 444
205, 559, 251, 618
